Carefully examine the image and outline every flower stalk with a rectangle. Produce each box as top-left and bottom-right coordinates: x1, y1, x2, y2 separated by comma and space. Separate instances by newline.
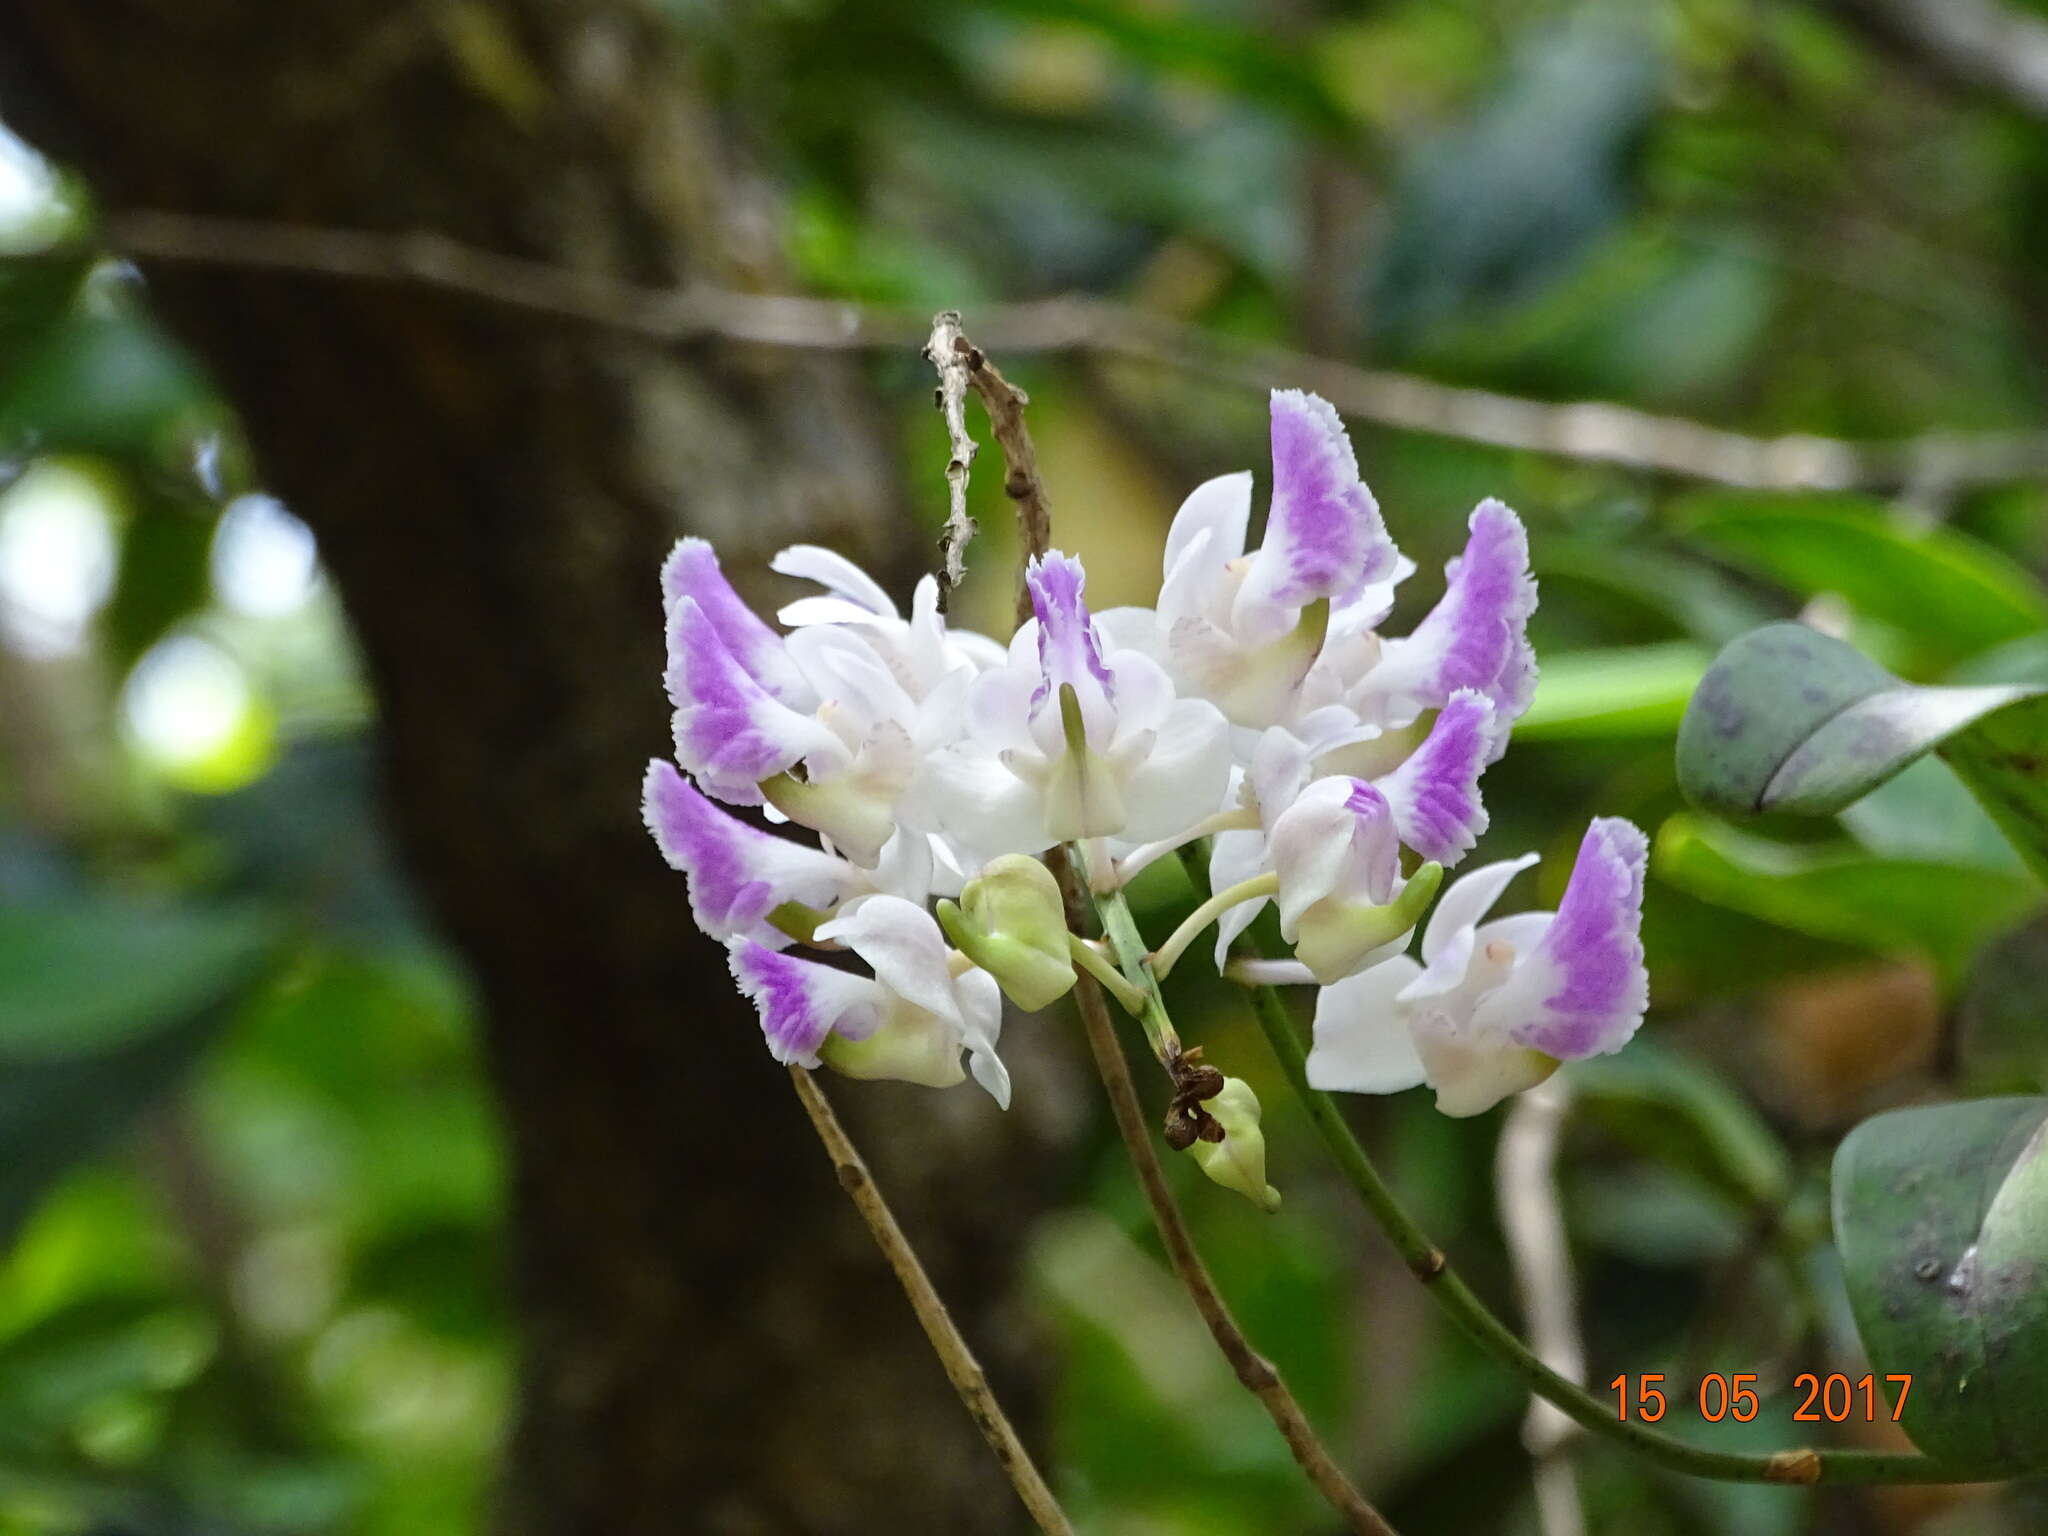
1180, 850, 1970, 1487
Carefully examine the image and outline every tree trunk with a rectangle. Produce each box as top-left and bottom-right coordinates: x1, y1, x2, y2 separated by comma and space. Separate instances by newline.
0, 5, 1060, 1530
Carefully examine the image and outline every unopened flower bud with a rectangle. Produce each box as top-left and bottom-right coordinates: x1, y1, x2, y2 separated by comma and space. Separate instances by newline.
936, 854, 1077, 1012
1293, 860, 1443, 984
818, 1014, 968, 1089
1187, 1077, 1281, 1212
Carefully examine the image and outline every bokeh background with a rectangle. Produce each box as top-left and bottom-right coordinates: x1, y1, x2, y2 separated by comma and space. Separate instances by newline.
1, 1, 2047, 1532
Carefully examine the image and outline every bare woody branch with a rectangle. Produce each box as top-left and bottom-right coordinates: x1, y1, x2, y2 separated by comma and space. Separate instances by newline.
924, 312, 980, 595
787, 1066, 1074, 1536
102, 209, 2048, 497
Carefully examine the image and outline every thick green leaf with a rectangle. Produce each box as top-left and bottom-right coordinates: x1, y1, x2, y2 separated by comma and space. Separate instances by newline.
1652, 814, 2039, 986
0, 900, 279, 1059
1514, 642, 1708, 740
1677, 624, 2048, 876
1936, 695, 2048, 883
1833, 1098, 2048, 1473
1680, 494, 2048, 670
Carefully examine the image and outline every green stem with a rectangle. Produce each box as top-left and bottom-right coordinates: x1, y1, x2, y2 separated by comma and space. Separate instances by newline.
1149, 872, 1278, 981
1079, 844, 1181, 1062
1066, 933, 1148, 1015
1246, 976, 1974, 1486
1177, 850, 1967, 1487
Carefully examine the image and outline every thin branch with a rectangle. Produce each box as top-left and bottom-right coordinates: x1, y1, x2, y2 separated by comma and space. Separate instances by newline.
1497, 1079, 1586, 1536
925, 311, 979, 596
786, 1066, 1074, 1536
97, 210, 2048, 496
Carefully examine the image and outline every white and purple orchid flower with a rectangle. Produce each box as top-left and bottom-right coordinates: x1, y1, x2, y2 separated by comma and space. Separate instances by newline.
663, 537, 995, 868
926, 551, 1233, 862
729, 895, 1010, 1105
643, 386, 1647, 1127
1306, 819, 1650, 1117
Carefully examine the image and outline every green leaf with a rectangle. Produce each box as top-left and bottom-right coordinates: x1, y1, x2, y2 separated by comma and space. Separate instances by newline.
105, 487, 219, 669
1652, 814, 2039, 987
1935, 695, 2048, 884
0, 898, 282, 1249
0, 900, 280, 1059
1679, 494, 2048, 670
1837, 756, 2024, 875
1956, 917, 2048, 1093
1515, 641, 1708, 739
1833, 1098, 2048, 1473
1569, 1042, 1790, 1211
1677, 623, 2048, 877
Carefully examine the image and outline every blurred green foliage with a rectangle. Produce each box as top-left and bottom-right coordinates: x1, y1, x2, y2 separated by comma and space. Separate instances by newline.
5, 0, 2048, 1530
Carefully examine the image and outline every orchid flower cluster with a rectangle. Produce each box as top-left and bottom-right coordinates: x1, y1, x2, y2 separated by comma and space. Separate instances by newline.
643, 389, 1649, 1201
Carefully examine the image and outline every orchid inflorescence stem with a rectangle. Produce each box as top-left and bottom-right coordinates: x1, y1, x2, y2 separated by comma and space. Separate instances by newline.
1167, 846, 1965, 1488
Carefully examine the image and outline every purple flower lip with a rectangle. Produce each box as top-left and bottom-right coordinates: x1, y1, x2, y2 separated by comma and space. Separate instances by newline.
666, 596, 827, 797
728, 942, 834, 1063
1255, 389, 1397, 609
662, 537, 808, 704
1379, 689, 1494, 864
1517, 817, 1649, 1059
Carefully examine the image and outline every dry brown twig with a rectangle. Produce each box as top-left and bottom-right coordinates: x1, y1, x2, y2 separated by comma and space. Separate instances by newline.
931, 312, 1397, 1536
786, 1066, 1073, 1536
102, 209, 2048, 498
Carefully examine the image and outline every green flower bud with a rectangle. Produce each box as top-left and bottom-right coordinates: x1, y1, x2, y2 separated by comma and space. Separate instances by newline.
1293, 860, 1443, 984
819, 1010, 966, 1089
937, 854, 1077, 1012
1188, 1077, 1281, 1212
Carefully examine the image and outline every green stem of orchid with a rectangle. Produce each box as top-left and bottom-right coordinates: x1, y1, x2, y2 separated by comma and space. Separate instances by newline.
1175, 847, 1969, 1488
1066, 934, 1149, 1016
1076, 843, 1181, 1063
1147, 872, 1279, 982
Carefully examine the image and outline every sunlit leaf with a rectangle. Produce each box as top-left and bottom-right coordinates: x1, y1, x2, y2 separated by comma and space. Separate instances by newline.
1833, 1098, 2048, 1473
1679, 494, 2048, 672
1515, 641, 1708, 739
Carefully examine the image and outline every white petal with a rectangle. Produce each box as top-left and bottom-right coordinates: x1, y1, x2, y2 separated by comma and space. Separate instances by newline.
771, 543, 898, 617
956, 968, 1011, 1109
1118, 698, 1233, 842
1420, 852, 1539, 964
1209, 826, 1269, 969
1163, 472, 1252, 597
1308, 956, 1427, 1094
817, 895, 962, 1027
926, 745, 1050, 861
